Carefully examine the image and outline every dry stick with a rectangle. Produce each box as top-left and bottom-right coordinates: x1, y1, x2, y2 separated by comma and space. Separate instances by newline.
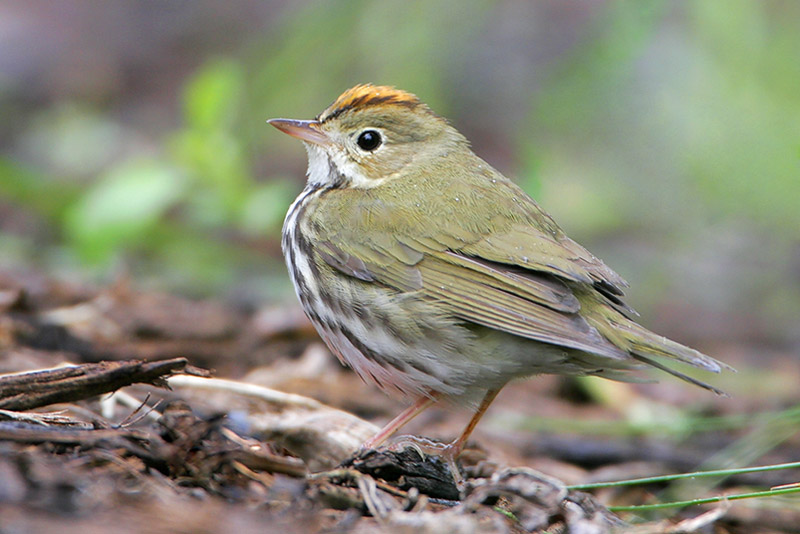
0, 424, 150, 445
0, 358, 201, 411
221, 427, 307, 478
0, 419, 169, 472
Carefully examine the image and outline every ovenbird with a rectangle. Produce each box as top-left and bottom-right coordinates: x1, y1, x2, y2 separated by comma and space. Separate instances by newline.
269, 84, 727, 464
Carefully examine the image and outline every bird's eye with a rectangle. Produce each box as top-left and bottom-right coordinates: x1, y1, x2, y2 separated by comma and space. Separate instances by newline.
356, 130, 382, 151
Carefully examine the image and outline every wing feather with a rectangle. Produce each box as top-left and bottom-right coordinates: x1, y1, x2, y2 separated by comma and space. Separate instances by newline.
417, 255, 628, 359
317, 238, 629, 361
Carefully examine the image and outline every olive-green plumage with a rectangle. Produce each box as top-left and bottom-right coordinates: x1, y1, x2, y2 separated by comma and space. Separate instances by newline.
271, 84, 729, 454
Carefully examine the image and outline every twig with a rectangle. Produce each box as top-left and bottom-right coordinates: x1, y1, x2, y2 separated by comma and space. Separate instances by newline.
0, 359, 198, 411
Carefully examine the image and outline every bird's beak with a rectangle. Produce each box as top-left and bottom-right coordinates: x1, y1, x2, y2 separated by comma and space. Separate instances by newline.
267, 118, 330, 146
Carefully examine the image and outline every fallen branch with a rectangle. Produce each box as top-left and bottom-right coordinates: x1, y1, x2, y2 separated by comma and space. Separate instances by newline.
0, 358, 208, 411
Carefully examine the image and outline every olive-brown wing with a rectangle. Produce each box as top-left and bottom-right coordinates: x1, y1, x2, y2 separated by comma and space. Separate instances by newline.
317, 238, 630, 361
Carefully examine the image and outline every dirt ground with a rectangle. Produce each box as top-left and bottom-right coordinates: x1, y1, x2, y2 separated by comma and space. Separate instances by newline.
1, 267, 799, 534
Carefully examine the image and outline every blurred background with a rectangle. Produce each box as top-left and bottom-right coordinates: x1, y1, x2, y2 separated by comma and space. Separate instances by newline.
3, 4, 800, 527
1, 0, 798, 367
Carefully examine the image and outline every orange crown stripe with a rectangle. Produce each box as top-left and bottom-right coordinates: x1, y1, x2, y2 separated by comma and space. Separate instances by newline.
318, 84, 424, 122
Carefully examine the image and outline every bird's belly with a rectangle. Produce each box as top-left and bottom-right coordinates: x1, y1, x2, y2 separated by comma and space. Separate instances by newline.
292, 264, 577, 402
300, 273, 479, 398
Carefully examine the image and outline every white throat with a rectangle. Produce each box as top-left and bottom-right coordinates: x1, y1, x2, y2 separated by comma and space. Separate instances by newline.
304, 143, 386, 189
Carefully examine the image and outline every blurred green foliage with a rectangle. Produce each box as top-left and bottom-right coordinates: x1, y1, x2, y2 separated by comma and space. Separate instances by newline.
528, 1, 800, 232
65, 159, 186, 263
0, 0, 798, 325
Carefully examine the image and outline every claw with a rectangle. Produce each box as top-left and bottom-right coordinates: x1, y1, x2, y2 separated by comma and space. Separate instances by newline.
387, 434, 447, 460
385, 435, 465, 489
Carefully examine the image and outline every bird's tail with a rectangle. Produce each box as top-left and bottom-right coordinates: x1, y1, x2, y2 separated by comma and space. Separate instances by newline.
586, 307, 733, 395
630, 352, 727, 396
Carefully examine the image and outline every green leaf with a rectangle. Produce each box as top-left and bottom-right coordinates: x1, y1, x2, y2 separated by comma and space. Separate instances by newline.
64, 159, 186, 263
183, 58, 244, 130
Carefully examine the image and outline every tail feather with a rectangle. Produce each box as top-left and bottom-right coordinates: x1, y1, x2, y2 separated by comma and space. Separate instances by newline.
627, 324, 725, 372
605, 314, 734, 372
618, 319, 733, 396
631, 353, 728, 396
584, 300, 733, 394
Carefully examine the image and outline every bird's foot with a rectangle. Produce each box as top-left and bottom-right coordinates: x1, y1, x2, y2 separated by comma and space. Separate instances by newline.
387, 434, 464, 489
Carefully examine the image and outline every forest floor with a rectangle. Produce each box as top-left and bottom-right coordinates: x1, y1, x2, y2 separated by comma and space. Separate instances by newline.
1, 268, 798, 534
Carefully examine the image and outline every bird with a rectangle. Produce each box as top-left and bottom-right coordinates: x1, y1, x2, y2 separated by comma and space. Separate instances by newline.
268, 84, 728, 476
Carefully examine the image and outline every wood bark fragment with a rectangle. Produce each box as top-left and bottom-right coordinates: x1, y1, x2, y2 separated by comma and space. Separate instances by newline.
343, 448, 461, 501
0, 358, 208, 411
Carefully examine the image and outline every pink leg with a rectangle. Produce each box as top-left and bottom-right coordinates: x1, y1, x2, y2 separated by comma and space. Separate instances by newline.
385, 388, 503, 489
361, 393, 439, 450
447, 388, 500, 457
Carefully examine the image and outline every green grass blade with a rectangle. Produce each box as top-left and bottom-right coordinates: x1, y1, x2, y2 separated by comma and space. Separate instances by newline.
568, 461, 800, 490
608, 485, 800, 512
